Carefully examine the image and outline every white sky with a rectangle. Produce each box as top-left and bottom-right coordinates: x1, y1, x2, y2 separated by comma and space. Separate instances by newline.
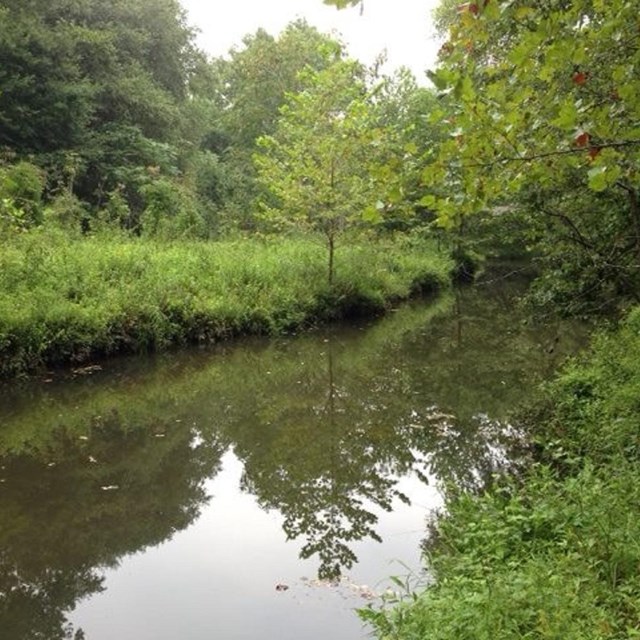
178, 0, 443, 83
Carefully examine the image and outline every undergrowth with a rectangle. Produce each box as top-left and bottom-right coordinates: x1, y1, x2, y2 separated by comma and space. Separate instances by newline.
361, 308, 640, 639
0, 230, 451, 377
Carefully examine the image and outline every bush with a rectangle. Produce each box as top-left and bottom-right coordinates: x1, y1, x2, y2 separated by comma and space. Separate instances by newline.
0, 161, 45, 228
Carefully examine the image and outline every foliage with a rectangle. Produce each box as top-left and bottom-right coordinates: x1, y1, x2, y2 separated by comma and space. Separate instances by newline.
205, 21, 346, 229
419, 0, 640, 311
44, 192, 88, 234
0, 232, 451, 378
0, 0, 437, 238
140, 177, 206, 239
323, 0, 362, 8
210, 21, 343, 151
0, 0, 204, 219
255, 60, 412, 283
0, 161, 45, 229
365, 71, 445, 233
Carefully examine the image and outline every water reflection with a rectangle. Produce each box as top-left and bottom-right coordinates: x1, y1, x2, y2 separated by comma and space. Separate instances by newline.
0, 277, 585, 639
0, 415, 225, 639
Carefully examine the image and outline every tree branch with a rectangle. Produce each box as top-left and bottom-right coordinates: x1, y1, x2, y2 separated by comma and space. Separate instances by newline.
539, 207, 594, 251
461, 139, 640, 169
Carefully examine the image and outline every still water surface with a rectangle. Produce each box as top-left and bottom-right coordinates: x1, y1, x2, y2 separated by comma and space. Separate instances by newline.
0, 278, 585, 639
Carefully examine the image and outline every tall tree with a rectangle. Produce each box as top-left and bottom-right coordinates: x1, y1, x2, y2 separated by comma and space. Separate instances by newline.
203, 21, 345, 229
0, 0, 201, 215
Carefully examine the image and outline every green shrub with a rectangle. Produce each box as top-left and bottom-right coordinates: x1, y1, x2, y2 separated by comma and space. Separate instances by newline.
0, 161, 45, 228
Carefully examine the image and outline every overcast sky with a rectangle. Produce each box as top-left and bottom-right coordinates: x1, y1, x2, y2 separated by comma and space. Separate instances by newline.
178, 0, 442, 82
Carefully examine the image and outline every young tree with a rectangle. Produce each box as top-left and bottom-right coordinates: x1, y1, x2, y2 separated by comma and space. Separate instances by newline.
325, 0, 640, 309
254, 60, 387, 285
203, 21, 346, 229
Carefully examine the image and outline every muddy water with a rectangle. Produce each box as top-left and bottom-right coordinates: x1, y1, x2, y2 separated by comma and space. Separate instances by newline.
0, 278, 585, 640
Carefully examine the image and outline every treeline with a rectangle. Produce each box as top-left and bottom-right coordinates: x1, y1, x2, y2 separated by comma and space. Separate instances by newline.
0, 0, 438, 241
324, 0, 640, 317
0, 0, 461, 376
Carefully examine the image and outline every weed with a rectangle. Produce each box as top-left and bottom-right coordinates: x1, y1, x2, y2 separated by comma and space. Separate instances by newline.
364, 308, 640, 639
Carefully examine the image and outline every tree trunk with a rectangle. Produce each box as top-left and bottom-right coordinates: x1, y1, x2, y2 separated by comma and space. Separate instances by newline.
628, 187, 640, 265
328, 233, 335, 287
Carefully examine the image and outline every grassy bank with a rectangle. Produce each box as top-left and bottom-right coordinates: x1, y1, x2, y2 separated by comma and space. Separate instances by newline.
0, 231, 451, 378
363, 308, 640, 639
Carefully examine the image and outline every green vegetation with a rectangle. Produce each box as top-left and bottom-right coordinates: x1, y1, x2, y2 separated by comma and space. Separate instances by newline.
317, 0, 640, 637
0, 2, 427, 238
361, 309, 640, 639
0, 2, 454, 381
255, 59, 396, 284
0, 280, 580, 639
0, 231, 450, 378
2, 0, 640, 635
424, 0, 640, 315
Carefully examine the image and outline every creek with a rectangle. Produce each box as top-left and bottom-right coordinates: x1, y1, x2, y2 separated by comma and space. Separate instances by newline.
0, 275, 586, 640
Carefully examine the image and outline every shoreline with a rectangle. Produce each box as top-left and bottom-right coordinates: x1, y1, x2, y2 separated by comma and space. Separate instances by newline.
0, 233, 452, 380
363, 307, 640, 639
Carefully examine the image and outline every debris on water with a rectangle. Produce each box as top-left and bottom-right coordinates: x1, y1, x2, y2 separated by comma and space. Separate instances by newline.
78, 435, 89, 441
88, 456, 98, 464
101, 485, 119, 491
47, 462, 56, 468
154, 433, 166, 438
299, 576, 380, 600
275, 584, 289, 592
72, 365, 103, 375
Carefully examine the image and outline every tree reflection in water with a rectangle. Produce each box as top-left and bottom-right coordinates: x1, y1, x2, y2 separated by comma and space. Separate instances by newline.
0, 415, 226, 639
0, 276, 586, 636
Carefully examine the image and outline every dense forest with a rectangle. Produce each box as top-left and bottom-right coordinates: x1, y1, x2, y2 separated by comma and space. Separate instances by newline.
1, 0, 637, 317
1, 0, 639, 638
0, 0, 433, 237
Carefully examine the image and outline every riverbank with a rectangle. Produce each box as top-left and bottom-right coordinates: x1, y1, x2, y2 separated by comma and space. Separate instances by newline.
363, 307, 640, 639
0, 231, 451, 378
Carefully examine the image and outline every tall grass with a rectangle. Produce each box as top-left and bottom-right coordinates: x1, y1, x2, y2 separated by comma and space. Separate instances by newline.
0, 230, 451, 377
362, 308, 640, 639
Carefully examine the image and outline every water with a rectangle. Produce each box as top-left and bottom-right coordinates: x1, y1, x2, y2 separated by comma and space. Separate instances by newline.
0, 278, 585, 640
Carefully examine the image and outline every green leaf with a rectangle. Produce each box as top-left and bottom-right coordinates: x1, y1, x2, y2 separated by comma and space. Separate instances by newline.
587, 166, 608, 191
417, 194, 438, 209
362, 205, 382, 223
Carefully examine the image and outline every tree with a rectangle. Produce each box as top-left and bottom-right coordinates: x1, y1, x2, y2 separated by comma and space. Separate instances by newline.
413, 0, 640, 311
254, 59, 388, 285
203, 21, 346, 229
0, 0, 203, 222
210, 20, 344, 151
